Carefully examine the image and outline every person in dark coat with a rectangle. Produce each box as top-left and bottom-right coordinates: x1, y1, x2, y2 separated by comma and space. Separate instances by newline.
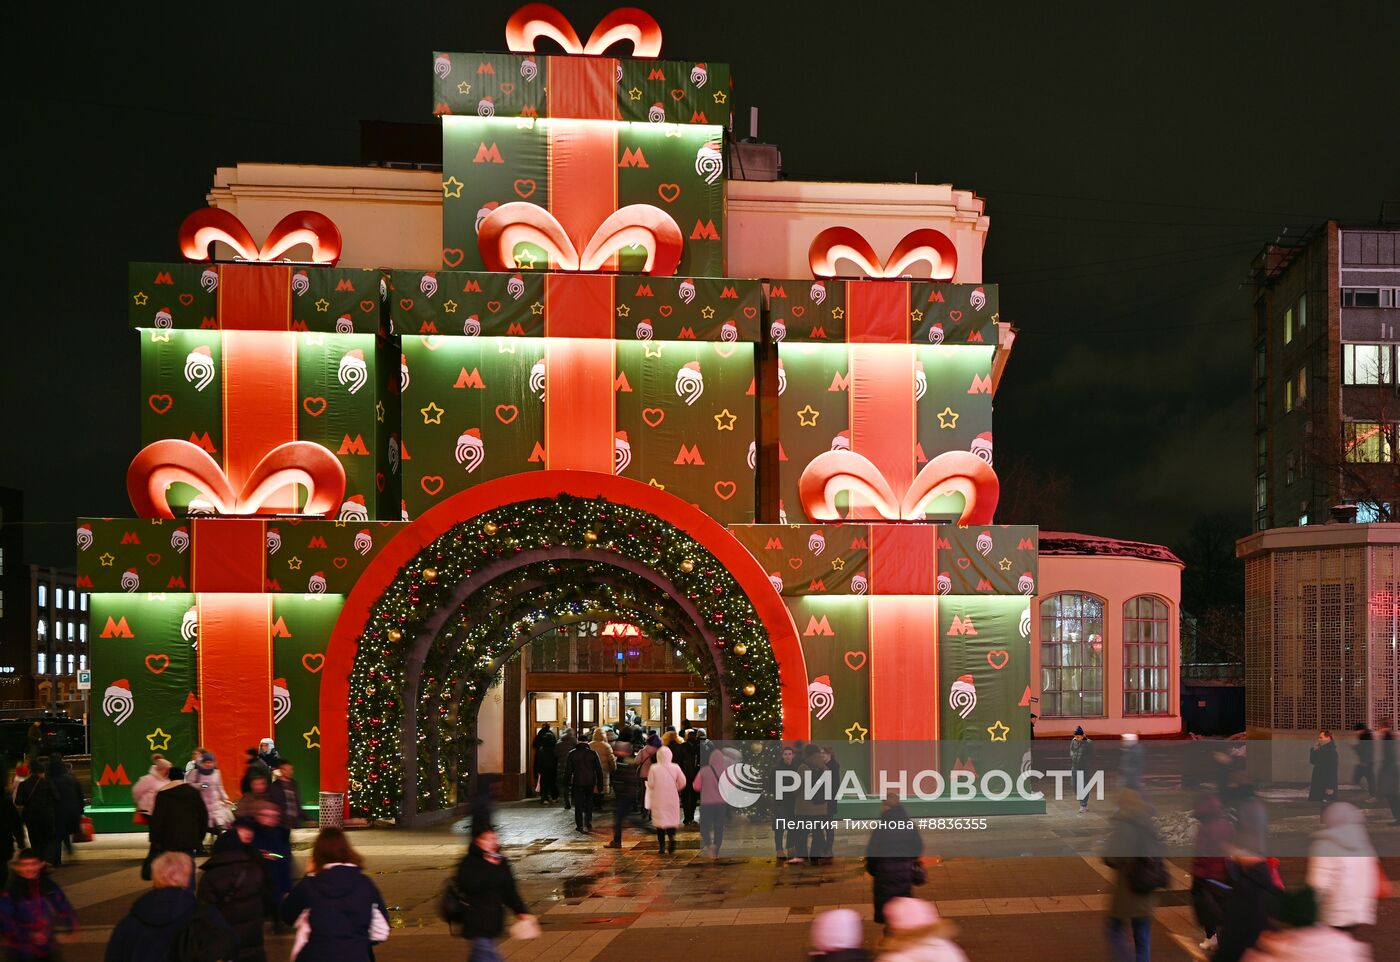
0, 848, 77, 961
819, 746, 842, 863
279, 829, 387, 962
0, 767, 26, 866
1309, 730, 1339, 809
1101, 789, 1164, 962
531, 724, 558, 804
554, 728, 577, 810
148, 771, 208, 864
674, 731, 702, 826
563, 739, 604, 832
1069, 727, 1096, 814
239, 748, 271, 795
13, 762, 59, 868
44, 758, 83, 867
864, 794, 924, 927
105, 851, 234, 962
1188, 795, 1233, 953
1350, 723, 1374, 798
447, 822, 534, 961
197, 819, 266, 962
772, 746, 797, 862
1375, 720, 1399, 823
606, 743, 641, 849
1211, 850, 1281, 962
255, 739, 282, 773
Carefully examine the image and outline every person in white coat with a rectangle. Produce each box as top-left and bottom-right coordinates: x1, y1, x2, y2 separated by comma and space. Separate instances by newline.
131, 754, 172, 819
1240, 885, 1370, 962
644, 746, 685, 854
184, 751, 233, 839
876, 897, 968, 962
1306, 802, 1380, 931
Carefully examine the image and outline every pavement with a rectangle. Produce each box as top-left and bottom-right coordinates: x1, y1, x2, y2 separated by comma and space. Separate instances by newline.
38, 793, 1400, 961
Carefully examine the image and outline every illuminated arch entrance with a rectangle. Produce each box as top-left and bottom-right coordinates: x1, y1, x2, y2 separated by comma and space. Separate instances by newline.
319, 471, 808, 823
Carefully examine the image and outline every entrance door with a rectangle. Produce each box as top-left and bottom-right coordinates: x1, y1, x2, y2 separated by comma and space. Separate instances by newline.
679, 691, 710, 733
576, 692, 600, 734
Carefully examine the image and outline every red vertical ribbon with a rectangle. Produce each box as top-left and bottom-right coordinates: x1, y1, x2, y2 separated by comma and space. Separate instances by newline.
197, 593, 273, 800
869, 595, 940, 760
547, 58, 619, 264
222, 330, 300, 512
191, 519, 266, 592
218, 264, 292, 330
848, 282, 914, 519
544, 275, 616, 472
869, 525, 935, 595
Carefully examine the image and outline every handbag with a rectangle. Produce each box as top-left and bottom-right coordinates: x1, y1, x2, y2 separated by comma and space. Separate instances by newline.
509, 916, 541, 941
74, 816, 95, 843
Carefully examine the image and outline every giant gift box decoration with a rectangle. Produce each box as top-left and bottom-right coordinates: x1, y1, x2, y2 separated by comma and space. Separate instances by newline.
87, 4, 1040, 823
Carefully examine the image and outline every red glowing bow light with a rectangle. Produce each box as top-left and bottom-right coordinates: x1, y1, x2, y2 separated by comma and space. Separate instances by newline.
808, 227, 959, 280
477, 202, 684, 275
179, 208, 343, 265
127, 438, 347, 519
798, 449, 999, 524
506, 3, 662, 57
601, 621, 642, 638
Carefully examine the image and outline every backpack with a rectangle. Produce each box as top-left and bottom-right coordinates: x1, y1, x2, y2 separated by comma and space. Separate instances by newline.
439, 880, 466, 926
1125, 856, 1169, 894
172, 903, 239, 962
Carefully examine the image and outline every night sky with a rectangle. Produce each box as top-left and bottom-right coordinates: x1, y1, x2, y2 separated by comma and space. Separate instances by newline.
6, 1, 1398, 567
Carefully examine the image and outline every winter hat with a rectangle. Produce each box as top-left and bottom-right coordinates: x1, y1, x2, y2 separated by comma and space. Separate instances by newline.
1320, 801, 1365, 828
883, 897, 942, 933
200, 751, 216, 763
1074, 726, 1085, 736
470, 818, 495, 839
1121, 732, 1138, 743
810, 908, 863, 953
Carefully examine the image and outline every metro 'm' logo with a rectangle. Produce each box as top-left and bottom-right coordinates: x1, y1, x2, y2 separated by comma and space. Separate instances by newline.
674, 444, 705, 465
850, 537, 868, 549
803, 615, 835, 637
769, 285, 787, 299
338, 435, 369, 456
464, 280, 482, 292
528, 442, 546, 463
829, 371, 850, 391
968, 373, 993, 394
689, 111, 708, 124
474, 142, 504, 164
120, 531, 141, 545
97, 764, 131, 786
721, 286, 738, 299
101, 617, 135, 638
927, 290, 945, 303
677, 326, 696, 339
476, 61, 495, 74
1018, 537, 1035, 550
648, 67, 665, 80
506, 322, 526, 336
614, 372, 632, 392
188, 432, 216, 454
635, 283, 654, 297
418, 321, 439, 334
454, 367, 486, 389
154, 271, 174, 285
690, 220, 720, 241
336, 279, 355, 291
764, 537, 783, 550
618, 147, 649, 168
808, 579, 827, 592
976, 578, 993, 592
307, 536, 328, 549
947, 615, 978, 636
271, 617, 293, 638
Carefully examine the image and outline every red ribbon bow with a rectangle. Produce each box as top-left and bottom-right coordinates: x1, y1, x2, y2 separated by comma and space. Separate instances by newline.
127, 439, 346, 519
798, 449, 998, 524
179, 208, 343, 265
477, 202, 684, 275
808, 226, 958, 280
506, 3, 662, 57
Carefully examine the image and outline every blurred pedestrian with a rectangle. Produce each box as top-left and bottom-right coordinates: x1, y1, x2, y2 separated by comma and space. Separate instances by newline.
605, 742, 640, 849
255, 739, 281, 772
1102, 789, 1166, 962
147, 770, 206, 879
1189, 795, 1233, 953
280, 828, 387, 962
443, 821, 535, 961
555, 728, 576, 811
1212, 847, 1283, 962
0, 849, 77, 961
563, 738, 603, 833
1233, 781, 1270, 856
790, 744, 829, 864
588, 729, 615, 808
1376, 719, 1399, 824
1309, 730, 1338, 810
234, 773, 271, 821
865, 792, 925, 928
197, 819, 266, 962
1238, 885, 1368, 961
185, 752, 233, 842
239, 748, 270, 796
819, 746, 842, 863
772, 745, 797, 862
1119, 732, 1144, 792
875, 897, 967, 962
531, 724, 557, 805
1305, 802, 1379, 932
1349, 724, 1374, 798
131, 755, 171, 823
693, 748, 736, 859
0, 767, 25, 867
105, 851, 235, 962
645, 746, 685, 854
810, 908, 871, 962
14, 762, 59, 868
675, 730, 701, 826
44, 759, 82, 867
1070, 727, 1096, 814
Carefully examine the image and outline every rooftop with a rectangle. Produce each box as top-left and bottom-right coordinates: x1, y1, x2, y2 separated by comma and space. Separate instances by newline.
1039, 531, 1182, 565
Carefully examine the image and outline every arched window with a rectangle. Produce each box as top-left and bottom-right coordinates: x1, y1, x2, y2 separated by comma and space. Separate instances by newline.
1039, 593, 1105, 717
1124, 595, 1171, 715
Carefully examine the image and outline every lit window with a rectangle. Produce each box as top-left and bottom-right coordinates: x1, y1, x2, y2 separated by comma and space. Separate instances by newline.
1299, 513, 1309, 526
1123, 596, 1171, 715
1357, 502, 1393, 524
1284, 307, 1293, 344
1342, 288, 1381, 307
1298, 293, 1307, 330
1345, 422, 1393, 463
79, 655, 86, 671
1285, 379, 1293, 412
36, 653, 45, 675
55, 590, 63, 610
66, 622, 74, 641
79, 594, 87, 612
79, 623, 86, 643
67, 590, 75, 609
1039, 593, 1106, 718
66, 654, 74, 675
1343, 344, 1393, 385
1296, 367, 1307, 404
37, 585, 46, 608
36, 621, 46, 639
1256, 474, 1267, 511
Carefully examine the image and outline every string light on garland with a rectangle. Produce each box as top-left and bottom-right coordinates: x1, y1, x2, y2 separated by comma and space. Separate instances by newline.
346, 495, 784, 821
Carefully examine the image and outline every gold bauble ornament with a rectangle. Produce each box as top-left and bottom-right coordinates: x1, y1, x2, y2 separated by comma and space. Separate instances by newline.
483, 521, 498, 536
387, 628, 403, 643
584, 530, 599, 543
732, 643, 748, 656
742, 683, 756, 696
422, 567, 438, 582
680, 559, 695, 573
